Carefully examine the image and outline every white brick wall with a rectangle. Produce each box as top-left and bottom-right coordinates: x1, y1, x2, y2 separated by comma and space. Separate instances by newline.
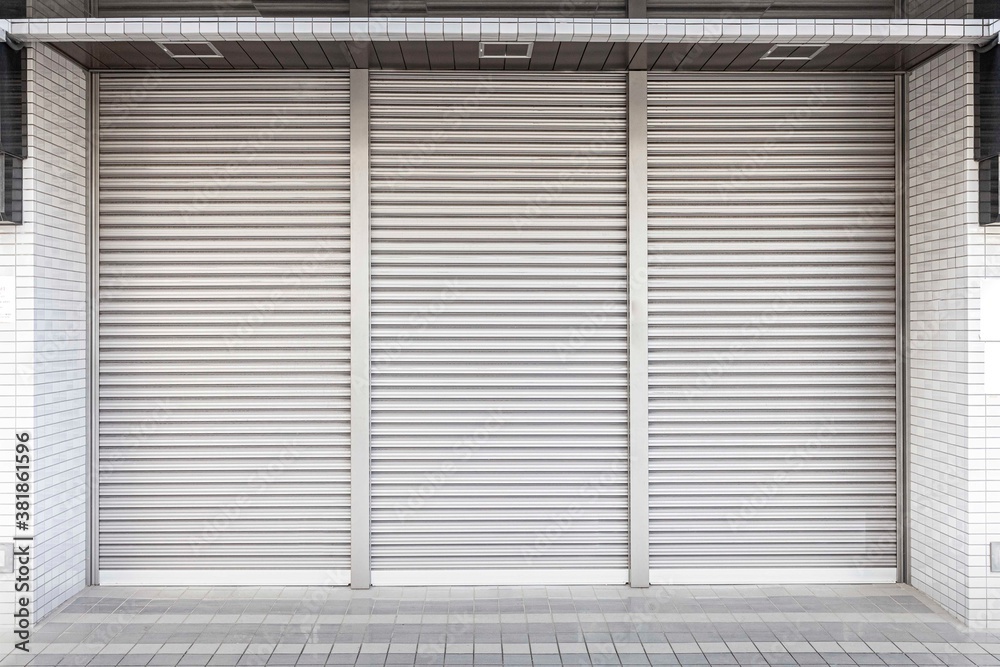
0, 43, 88, 631
25, 43, 88, 621
907, 44, 1000, 629
0, 92, 19, 640
987, 268, 1000, 625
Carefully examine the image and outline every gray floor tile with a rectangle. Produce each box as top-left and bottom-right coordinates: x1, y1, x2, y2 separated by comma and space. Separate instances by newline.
648, 656, 682, 667
676, 655, 711, 666
144, 658, 179, 667
15, 584, 1000, 667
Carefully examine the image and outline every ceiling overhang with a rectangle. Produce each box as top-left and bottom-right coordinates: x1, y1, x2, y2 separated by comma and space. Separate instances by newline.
5, 16, 996, 45
2, 17, 996, 71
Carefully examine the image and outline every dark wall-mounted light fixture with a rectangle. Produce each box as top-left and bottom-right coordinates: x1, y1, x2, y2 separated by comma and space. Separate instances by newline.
0, 0, 26, 19
0, 35, 22, 225
976, 36, 1000, 226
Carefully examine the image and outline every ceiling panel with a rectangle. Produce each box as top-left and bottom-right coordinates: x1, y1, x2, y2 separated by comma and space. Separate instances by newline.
724, 43, 773, 70
552, 42, 589, 70
368, 0, 625, 15
425, 42, 456, 69
253, 1, 352, 15
651, 43, 694, 70
239, 41, 283, 68
578, 42, 616, 70
211, 42, 261, 68
876, 44, 946, 70
96, 0, 351, 16
701, 43, 750, 70
793, 43, 855, 70
372, 42, 406, 68
288, 41, 337, 68
748, 52, 782, 72
38, 0, 974, 17
58, 40, 947, 72
676, 43, 721, 70
848, 44, 910, 70
526, 43, 559, 70
97, 0, 623, 15
399, 42, 431, 69
647, 0, 893, 17
55, 42, 107, 68
264, 41, 308, 68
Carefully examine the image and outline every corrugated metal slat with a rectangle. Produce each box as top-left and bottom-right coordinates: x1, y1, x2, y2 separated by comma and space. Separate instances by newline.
97, 74, 352, 576
369, 72, 629, 578
647, 75, 897, 575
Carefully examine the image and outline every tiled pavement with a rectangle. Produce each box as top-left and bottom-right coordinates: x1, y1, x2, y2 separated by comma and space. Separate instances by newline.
5, 584, 1000, 666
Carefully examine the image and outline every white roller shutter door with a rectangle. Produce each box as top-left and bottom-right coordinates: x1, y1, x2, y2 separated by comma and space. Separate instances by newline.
647, 75, 898, 583
369, 72, 629, 585
97, 74, 352, 584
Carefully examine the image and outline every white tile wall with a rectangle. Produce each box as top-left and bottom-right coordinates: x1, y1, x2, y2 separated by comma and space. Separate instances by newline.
907, 44, 1000, 629
983, 177, 1000, 628
26, 43, 88, 622
0, 107, 18, 639
0, 43, 88, 631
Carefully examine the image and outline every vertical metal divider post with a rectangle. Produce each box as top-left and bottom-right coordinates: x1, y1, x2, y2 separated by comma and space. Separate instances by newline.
627, 0, 648, 70
350, 68, 372, 589
895, 73, 909, 584
87, 71, 100, 586
627, 70, 650, 588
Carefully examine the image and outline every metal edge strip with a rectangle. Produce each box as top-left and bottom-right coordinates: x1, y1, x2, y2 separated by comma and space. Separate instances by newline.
372, 569, 629, 587
100, 570, 351, 586
651, 568, 899, 585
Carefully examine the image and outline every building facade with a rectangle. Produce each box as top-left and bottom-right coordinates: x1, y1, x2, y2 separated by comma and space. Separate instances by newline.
1, 0, 999, 631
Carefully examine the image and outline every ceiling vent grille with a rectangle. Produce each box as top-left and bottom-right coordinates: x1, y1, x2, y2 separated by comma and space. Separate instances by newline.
759, 44, 829, 61
479, 42, 534, 59
158, 42, 224, 59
